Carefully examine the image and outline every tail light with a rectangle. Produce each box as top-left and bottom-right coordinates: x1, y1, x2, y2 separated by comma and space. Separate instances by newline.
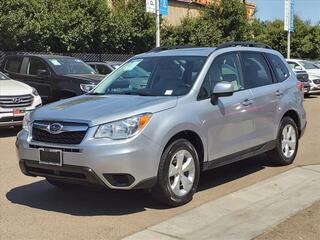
296, 81, 304, 91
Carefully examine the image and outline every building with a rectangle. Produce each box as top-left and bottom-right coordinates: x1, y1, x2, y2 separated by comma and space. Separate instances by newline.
245, 1, 256, 21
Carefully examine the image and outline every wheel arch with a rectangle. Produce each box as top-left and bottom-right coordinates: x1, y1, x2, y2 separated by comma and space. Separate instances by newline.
162, 130, 206, 171
281, 109, 301, 137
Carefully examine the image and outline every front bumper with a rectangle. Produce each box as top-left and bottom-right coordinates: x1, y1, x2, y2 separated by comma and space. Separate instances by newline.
16, 129, 161, 190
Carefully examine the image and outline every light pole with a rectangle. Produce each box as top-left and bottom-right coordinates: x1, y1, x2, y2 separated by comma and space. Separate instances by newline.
155, 0, 160, 47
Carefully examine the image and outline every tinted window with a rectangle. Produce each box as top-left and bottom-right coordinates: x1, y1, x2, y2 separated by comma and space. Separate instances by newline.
28, 58, 48, 75
199, 53, 243, 99
92, 56, 206, 96
96, 64, 112, 75
267, 54, 290, 82
5, 58, 22, 73
47, 58, 96, 75
299, 60, 320, 70
241, 52, 273, 88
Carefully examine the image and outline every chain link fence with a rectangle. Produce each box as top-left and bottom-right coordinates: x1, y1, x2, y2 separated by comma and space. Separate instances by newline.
0, 51, 133, 65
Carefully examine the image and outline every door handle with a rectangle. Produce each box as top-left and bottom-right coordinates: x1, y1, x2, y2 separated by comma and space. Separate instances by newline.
275, 90, 284, 96
242, 99, 253, 106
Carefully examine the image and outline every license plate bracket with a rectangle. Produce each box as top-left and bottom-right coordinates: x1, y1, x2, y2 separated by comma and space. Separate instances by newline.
13, 108, 25, 116
39, 148, 63, 166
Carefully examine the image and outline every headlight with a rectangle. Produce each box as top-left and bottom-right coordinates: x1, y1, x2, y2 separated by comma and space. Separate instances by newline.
22, 112, 32, 131
80, 84, 96, 93
32, 88, 39, 96
95, 113, 152, 139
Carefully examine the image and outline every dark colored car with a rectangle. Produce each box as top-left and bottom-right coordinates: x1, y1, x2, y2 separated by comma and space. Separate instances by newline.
87, 61, 123, 75
0, 55, 106, 103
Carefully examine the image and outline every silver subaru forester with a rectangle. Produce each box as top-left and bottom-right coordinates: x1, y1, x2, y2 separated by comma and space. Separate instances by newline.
16, 42, 306, 206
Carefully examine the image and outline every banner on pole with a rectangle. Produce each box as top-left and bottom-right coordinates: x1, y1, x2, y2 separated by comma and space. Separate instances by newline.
284, 0, 294, 32
146, 0, 168, 15
146, 0, 156, 13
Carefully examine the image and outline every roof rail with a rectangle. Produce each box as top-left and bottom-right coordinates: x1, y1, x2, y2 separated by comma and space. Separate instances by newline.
216, 41, 272, 50
149, 45, 193, 52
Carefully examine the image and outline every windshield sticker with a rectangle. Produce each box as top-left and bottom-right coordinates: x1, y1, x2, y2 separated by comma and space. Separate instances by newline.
165, 90, 173, 95
49, 59, 61, 66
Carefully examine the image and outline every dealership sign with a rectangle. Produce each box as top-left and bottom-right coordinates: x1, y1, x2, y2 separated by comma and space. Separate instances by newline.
284, 0, 294, 32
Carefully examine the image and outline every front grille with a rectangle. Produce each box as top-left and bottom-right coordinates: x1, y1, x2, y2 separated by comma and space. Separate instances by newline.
0, 94, 34, 108
0, 116, 24, 123
32, 121, 88, 144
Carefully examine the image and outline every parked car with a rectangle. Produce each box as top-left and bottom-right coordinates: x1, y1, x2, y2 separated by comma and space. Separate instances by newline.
0, 71, 42, 127
290, 69, 311, 96
0, 55, 106, 103
287, 59, 320, 94
87, 61, 123, 75
312, 60, 320, 68
16, 42, 306, 206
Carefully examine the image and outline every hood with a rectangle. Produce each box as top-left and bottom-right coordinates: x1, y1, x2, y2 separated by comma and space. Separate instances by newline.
306, 69, 320, 79
64, 74, 106, 83
31, 95, 178, 126
0, 80, 32, 96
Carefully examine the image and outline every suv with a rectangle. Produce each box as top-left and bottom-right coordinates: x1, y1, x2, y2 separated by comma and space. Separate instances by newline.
16, 42, 306, 206
1, 55, 106, 103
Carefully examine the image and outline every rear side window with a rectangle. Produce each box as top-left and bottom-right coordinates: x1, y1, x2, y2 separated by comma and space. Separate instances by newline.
4, 58, 23, 73
28, 58, 48, 75
96, 64, 112, 75
241, 52, 273, 88
267, 54, 290, 82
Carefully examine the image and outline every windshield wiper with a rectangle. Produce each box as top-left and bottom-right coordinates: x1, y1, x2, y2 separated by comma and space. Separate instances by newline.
121, 90, 155, 96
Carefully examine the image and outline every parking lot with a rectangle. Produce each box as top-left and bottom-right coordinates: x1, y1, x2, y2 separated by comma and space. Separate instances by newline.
0, 94, 319, 240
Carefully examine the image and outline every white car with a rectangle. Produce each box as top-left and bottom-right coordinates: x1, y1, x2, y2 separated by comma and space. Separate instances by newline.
0, 72, 42, 127
287, 59, 320, 93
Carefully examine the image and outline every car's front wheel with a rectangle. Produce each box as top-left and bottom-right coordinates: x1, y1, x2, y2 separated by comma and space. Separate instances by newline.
152, 139, 200, 207
268, 117, 299, 165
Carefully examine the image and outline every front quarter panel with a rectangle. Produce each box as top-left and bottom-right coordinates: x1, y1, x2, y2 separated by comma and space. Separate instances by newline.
142, 101, 208, 163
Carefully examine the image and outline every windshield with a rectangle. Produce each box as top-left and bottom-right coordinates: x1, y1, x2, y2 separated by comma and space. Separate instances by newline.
299, 60, 320, 70
47, 58, 96, 75
0, 72, 10, 80
92, 56, 206, 96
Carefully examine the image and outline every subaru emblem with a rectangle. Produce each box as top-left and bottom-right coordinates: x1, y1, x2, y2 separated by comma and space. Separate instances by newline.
48, 123, 63, 134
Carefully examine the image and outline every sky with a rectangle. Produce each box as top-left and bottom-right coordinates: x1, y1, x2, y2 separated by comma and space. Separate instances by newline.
252, 0, 320, 24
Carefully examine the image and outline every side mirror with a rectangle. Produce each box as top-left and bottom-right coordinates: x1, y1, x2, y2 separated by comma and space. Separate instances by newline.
211, 82, 234, 105
37, 69, 49, 77
294, 65, 303, 71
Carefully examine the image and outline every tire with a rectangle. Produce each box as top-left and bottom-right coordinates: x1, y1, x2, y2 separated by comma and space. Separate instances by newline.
268, 117, 299, 166
46, 178, 74, 189
304, 93, 310, 98
152, 139, 200, 207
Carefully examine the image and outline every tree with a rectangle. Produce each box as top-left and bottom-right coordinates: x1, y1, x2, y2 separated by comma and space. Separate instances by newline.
0, 0, 111, 52
252, 16, 320, 59
162, 0, 251, 47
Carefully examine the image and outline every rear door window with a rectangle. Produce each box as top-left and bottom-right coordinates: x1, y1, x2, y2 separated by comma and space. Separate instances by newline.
241, 52, 273, 89
28, 58, 48, 76
4, 57, 23, 73
267, 54, 290, 82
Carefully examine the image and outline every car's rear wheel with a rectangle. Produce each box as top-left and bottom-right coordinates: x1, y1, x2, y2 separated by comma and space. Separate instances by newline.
152, 139, 200, 207
268, 117, 299, 165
